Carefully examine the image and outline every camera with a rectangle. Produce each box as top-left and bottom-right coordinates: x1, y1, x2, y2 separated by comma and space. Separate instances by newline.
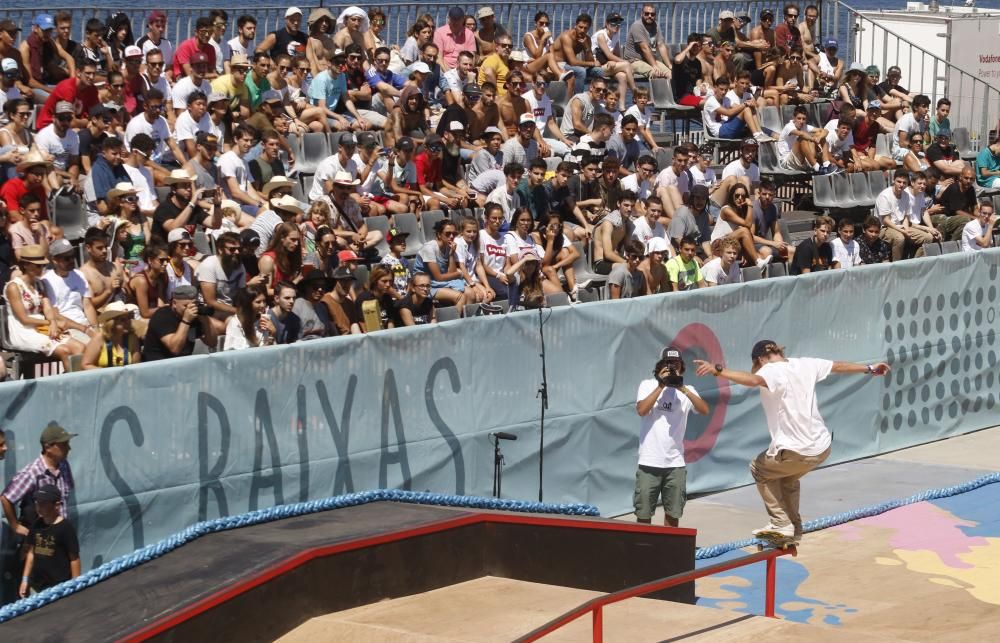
654, 358, 684, 388
196, 303, 215, 317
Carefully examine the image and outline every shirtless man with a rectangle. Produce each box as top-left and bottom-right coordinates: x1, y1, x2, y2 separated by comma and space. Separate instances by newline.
79, 227, 125, 311
697, 35, 717, 85
592, 190, 633, 275
497, 71, 530, 139
551, 13, 604, 95
774, 48, 815, 105
332, 10, 367, 54
638, 237, 670, 294
713, 41, 737, 85
799, 4, 820, 78
749, 10, 777, 70
466, 82, 503, 143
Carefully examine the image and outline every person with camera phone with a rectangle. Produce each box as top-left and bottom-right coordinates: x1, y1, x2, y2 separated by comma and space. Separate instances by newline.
140, 284, 219, 361
634, 346, 710, 527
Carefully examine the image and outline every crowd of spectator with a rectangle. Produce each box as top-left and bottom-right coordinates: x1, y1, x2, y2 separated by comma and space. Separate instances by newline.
0, 3, 995, 375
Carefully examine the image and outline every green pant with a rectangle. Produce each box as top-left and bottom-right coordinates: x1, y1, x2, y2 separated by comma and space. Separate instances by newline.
931, 213, 972, 242
633, 465, 687, 521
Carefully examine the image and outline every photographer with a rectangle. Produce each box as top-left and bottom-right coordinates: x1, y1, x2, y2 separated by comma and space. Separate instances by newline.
634, 347, 710, 527
141, 284, 218, 361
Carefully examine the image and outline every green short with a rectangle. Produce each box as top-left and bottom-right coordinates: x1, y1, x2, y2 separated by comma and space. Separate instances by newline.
633, 465, 687, 521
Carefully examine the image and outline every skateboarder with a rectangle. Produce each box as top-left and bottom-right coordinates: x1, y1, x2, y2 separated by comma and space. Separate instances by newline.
694, 341, 889, 543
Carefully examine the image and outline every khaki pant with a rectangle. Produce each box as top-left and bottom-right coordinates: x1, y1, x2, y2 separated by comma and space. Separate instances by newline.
749, 446, 831, 537
880, 226, 933, 261
631, 60, 671, 79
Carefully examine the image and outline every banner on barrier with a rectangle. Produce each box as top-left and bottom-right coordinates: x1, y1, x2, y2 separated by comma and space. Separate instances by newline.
1, 251, 998, 570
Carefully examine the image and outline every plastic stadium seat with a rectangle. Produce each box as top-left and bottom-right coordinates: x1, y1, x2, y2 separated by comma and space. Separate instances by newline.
365, 215, 391, 258
576, 287, 602, 303
940, 240, 960, 254
779, 104, 796, 126
741, 266, 764, 281
570, 241, 607, 288
952, 127, 976, 160
392, 212, 423, 256
282, 132, 299, 166
192, 228, 214, 256
759, 106, 782, 134
848, 172, 874, 206
923, 242, 942, 256
875, 133, 893, 161
544, 157, 561, 172
868, 170, 889, 197
155, 185, 170, 203
301, 175, 314, 200
545, 80, 569, 112
545, 292, 571, 307
436, 306, 461, 322
353, 264, 369, 286
812, 174, 839, 210
51, 193, 88, 241
421, 210, 446, 242
768, 262, 788, 277
296, 132, 330, 175
831, 173, 861, 208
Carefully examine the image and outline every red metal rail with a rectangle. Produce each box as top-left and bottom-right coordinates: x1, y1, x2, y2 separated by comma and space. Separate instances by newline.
515, 546, 797, 642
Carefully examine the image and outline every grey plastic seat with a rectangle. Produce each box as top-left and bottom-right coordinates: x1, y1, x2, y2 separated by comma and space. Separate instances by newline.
940, 240, 961, 254
421, 210, 446, 242
875, 133, 895, 162
296, 132, 330, 175
436, 306, 461, 322
545, 80, 569, 111
741, 265, 764, 281
768, 262, 788, 277
545, 292, 571, 307
364, 215, 391, 258
831, 173, 861, 208
849, 172, 874, 206
951, 127, 976, 160
923, 242, 942, 256
51, 193, 88, 241
544, 157, 561, 172
353, 264, 369, 285
812, 174, 839, 210
570, 241, 607, 288
867, 170, 889, 197
654, 147, 673, 171
759, 106, 782, 134
283, 132, 299, 166
575, 287, 602, 303
392, 212, 423, 257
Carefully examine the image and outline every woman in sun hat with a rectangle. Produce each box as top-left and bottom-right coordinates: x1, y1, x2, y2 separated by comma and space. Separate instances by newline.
80, 301, 141, 369
4, 244, 86, 369
106, 182, 150, 262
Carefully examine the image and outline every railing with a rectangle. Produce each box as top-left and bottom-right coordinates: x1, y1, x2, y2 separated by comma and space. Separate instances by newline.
515, 545, 798, 642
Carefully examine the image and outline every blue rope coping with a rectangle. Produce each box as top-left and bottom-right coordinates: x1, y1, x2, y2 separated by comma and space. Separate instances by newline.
0, 489, 599, 623
695, 471, 1000, 560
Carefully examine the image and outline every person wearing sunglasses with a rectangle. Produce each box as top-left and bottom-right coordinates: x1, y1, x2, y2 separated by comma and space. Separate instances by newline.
623, 5, 672, 80
36, 58, 99, 131
125, 88, 188, 183
366, 46, 407, 114
136, 11, 174, 79
34, 101, 82, 194
256, 7, 307, 62
774, 4, 803, 54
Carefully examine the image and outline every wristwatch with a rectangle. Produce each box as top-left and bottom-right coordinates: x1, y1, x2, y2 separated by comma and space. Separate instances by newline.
865, 364, 874, 374
714, 363, 724, 374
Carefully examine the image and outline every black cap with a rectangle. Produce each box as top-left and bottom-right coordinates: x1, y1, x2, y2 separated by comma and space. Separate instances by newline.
425, 133, 443, 150
357, 131, 378, 148
448, 6, 465, 20
751, 340, 781, 361
660, 346, 683, 363
240, 228, 261, 247
331, 264, 356, 280
396, 136, 415, 152
34, 484, 62, 504
196, 131, 219, 146
606, 12, 624, 25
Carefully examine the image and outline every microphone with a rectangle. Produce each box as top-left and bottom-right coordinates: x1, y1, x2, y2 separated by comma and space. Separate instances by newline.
491, 431, 518, 441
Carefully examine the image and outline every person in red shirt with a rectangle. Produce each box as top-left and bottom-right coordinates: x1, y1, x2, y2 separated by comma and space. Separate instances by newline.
36, 58, 98, 130
851, 101, 895, 171
121, 45, 146, 116
173, 17, 217, 79
414, 134, 468, 210
1, 152, 51, 222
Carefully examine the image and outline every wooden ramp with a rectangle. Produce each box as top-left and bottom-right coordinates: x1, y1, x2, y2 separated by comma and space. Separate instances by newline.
277, 577, 913, 642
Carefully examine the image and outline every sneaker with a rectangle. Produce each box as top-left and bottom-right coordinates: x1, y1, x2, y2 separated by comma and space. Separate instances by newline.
576, 278, 593, 290
753, 131, 774, 143
559, 70, 574, 82
755, 255, 773, 269
570, 285, 580, 302
752, 523, 794, 538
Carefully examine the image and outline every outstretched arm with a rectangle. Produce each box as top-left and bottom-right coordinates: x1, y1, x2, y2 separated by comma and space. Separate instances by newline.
693, 360, 767, 387
831, 361, 890, 375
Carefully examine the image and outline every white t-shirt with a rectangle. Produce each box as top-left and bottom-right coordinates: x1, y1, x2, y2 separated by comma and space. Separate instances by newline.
443, 68, 466, 95
825, 129, 854, 158
123, 163, 157, 212
757, 357, 834, 457
479, 229, 506, 274
312, 155, 358, 201
171, 77, 212, 110
631, 216, 666, 245
874, 187, 911, 226
140, 38, 174, 65
34, 125, 79, 171
777, 121, 815, 160
892, 112, 925, 149
125, 114, 173, 163
227, 36, 252, 60
655, 166, 690, 195
144, 74, 173, 104
688, 165, 717, 188
701, 257, 742, 285
703, 94, 734, 137
522, 91, 554, 131
722, 159, 760, 184
41, 269, 92, 326
502, 231, 541, 260
218, 150, 251, 197
175, 110, 212, 144
592, 28, 620, 59
636, 378, 697, 468
454, 236, 480, 281
962, 218, 990, 252
619, 104, 653, 131
620, 173, 652, 200
830, 237, 861, 267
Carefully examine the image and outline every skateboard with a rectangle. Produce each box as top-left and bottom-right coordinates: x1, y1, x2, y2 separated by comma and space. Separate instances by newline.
754, 530, 799, 555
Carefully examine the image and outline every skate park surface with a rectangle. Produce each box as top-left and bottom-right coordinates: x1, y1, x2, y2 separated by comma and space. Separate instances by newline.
280, 427, 1000, 642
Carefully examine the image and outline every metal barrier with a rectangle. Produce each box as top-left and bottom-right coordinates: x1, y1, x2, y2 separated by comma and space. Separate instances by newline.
515, 545, 798, 642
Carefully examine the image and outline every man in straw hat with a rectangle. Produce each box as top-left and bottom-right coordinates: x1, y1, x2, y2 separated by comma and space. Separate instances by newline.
248, 176, 298, 255
327, 170, 383, 255
152, 169, 224, 239
2, 151, 51, 221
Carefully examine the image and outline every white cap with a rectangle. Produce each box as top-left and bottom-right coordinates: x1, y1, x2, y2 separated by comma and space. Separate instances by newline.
410, 61, 431, 74
285, 7, 303, 18
646, 237, 669, 254
449, 120, 464, 131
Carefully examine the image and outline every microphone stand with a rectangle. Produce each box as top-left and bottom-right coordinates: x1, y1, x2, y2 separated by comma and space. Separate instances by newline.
537, 305, 549, 502
492, 434, 505, 498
